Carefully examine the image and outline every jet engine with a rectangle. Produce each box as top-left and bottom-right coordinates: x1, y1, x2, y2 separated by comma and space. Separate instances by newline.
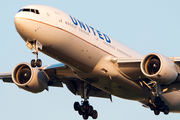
12, 63, 48, 93
140, 53, 178, 84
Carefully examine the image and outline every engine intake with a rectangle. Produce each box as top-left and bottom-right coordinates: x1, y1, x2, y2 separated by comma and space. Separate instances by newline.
141, 53, 178, 84
15, 65, 31, 84
12, 63, 48, 93
144, 55, 161, 75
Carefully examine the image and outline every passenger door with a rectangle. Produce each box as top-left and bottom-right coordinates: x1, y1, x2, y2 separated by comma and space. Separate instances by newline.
55, 12, 63, 29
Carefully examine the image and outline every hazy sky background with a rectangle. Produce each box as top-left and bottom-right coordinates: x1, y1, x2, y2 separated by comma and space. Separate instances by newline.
1, 0, 180, 120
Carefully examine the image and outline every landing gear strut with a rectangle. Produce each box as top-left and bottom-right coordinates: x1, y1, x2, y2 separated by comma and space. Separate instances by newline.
143, 81, 169, 115
73, 82, 98, 119
31, 51, 42, 67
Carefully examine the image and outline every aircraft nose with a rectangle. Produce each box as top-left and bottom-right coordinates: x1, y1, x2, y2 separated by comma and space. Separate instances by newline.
14, 15, 21, 30
14, 12, 30, 42
14, 15, 25, 39
14, 12, 24, 31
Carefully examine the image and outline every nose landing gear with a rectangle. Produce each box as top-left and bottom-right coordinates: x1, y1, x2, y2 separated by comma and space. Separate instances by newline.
27, 40, 42, 68
31, 51, 42, 67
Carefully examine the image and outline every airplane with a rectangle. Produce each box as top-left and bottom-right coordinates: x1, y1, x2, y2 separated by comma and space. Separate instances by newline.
1, 4, 180, 119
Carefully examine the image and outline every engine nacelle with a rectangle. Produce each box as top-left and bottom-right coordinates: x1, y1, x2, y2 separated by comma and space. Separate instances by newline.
140, 53, 178, 84
12, 63, 48, 93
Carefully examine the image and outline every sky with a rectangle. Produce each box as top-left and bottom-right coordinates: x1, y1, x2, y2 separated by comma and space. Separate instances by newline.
1, 0, 180, 120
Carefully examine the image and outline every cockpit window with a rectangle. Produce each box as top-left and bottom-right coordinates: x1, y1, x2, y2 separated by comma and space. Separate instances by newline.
31, 9, 35, 13
23, 9, 30, 12
18, 9, 23, 12
18, 8, 40, 14
36, 10, 40, 14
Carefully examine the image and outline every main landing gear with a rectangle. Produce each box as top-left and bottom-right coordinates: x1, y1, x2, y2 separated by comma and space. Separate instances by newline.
146, 96, 169, 115
74, 101, 98, 119
143, 81, 169, 115
73, 82, 98, 119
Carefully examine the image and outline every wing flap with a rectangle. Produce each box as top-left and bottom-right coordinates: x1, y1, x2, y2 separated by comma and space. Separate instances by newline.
63, 78, 111, 99
43, 63, 111, 99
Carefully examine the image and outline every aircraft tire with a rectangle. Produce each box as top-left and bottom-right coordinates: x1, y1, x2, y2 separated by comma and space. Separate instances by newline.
154, 97, 161, 106
88, 106, 94, 115
36, 59, 42, 67
145, 97, 151, 106
83, 113, 89, 119
92, 110, 98, 119
31, 59, 36, 67
159, 101, 165, 111
150, 105, 155, 111
82, 101, 89, 111
74, 102, 80, 111
78, 109, 83, 115
164, 105, 169, 115
154, 109, 160, 115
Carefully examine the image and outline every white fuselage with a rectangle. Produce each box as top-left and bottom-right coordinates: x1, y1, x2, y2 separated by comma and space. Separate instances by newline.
14, 5, 180, 112
14, 5, 148, 101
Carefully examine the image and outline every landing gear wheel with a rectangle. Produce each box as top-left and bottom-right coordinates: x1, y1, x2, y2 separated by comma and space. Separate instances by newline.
150, 105, 155, 111
78, 109, 83, 115
92, 110, 98, 119
74, 100, 98, 119
83, 113, 89, 119
146, 97, 170, 116
154, 109, 160, 115
36, 59, 42, 67
74, 102, 80, 111
88, 106, 94, 115
154, 97, 161, 106
146, 97, 151, 106
31, 59, 42, 67
159, 101, 165, 111
143, 81, 170, 116
82, 101, 89, 111
164, 105, 169, 115
31, 59, 36, 67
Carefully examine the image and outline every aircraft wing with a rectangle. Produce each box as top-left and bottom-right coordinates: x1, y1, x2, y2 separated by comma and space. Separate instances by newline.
117, 56, 180, 81
170, 57, 180, 63
0, 63, 111, 99
0, 72, 12, 83
117, 57, 144, 81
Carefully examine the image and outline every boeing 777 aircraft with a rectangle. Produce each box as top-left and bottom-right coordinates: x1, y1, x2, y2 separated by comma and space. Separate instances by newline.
1, 5, 180, 119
